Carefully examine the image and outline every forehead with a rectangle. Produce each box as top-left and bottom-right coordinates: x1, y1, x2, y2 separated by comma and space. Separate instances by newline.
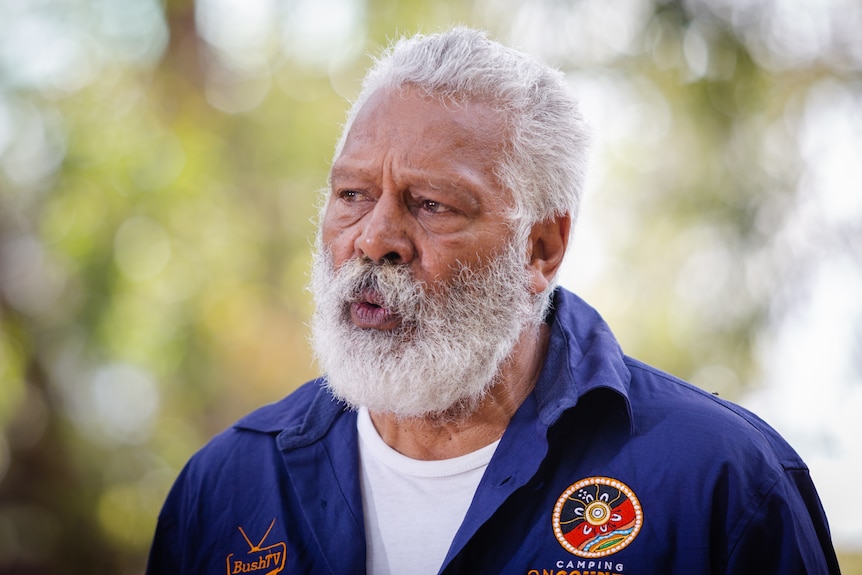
332, 87, 507, 189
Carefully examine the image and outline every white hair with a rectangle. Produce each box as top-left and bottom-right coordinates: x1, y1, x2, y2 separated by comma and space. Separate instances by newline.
333, 27, 591, 243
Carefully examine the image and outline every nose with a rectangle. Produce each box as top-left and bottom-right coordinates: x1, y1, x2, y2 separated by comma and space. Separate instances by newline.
355, 193, 415, 265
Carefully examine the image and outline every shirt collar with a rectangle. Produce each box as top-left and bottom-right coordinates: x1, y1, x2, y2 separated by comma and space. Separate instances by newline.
533, 288, 635, 434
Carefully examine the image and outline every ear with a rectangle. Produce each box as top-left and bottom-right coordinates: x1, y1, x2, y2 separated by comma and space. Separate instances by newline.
526, 213, 571, 295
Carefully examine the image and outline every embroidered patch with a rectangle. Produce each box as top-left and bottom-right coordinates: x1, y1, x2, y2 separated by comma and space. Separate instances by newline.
225, 518, 287, 574
552, 476, 643, 558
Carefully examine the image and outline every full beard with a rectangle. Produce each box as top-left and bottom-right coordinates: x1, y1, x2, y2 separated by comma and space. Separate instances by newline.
309, 240, 540, 421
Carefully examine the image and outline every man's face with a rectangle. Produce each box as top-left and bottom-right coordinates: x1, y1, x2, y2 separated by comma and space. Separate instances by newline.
310, 88, 539, 419
322, 87, 517, 321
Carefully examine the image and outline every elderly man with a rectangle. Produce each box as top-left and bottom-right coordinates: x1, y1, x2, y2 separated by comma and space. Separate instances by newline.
147, 28, 839, 574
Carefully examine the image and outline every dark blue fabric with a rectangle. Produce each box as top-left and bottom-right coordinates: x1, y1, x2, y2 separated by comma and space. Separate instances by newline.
147, 288, 840, 574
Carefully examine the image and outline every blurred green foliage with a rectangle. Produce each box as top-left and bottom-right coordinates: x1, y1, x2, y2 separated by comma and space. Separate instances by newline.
0, 0, 859, 573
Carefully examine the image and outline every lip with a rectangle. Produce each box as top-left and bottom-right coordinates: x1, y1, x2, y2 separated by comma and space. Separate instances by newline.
349, 290, 401, 330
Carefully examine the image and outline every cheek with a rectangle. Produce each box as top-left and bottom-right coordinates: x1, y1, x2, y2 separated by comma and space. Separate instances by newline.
414, 246, 471, 285
320, 217, 356, 262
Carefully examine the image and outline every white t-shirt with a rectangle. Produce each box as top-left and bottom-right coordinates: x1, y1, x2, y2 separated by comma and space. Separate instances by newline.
357, 407, 499, 575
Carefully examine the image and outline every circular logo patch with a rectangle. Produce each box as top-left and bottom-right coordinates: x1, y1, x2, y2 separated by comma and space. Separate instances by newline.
552, 477, 643, 558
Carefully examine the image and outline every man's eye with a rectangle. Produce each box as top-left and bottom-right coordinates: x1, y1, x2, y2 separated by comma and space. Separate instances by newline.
339, 190, 362, 201
421, 199, 449, 213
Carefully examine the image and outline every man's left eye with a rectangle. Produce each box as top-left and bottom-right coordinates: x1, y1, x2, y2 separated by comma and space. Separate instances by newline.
421, 199, 448, 213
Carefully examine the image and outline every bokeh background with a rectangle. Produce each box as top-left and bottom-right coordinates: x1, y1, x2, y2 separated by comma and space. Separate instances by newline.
0, 0, 859, 573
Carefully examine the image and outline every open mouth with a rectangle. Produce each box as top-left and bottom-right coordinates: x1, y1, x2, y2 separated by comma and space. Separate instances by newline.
349, 290, 400, 330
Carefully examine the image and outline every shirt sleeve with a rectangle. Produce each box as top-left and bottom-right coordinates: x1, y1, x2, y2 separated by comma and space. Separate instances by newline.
146, 512, 182, 575
725, 467, 840, 574
145, 463, 196, 575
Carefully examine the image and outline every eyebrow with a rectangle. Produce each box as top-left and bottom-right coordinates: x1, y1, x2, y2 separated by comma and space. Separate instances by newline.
330, 160, 487, 193
329, 163, 368, 182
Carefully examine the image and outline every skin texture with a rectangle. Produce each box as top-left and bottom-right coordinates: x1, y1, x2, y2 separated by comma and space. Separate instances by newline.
322, 86, 570, 459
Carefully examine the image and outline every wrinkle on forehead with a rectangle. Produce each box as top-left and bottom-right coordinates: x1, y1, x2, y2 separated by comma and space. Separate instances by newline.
332, 87, 510, 207
346, 86, 505, 154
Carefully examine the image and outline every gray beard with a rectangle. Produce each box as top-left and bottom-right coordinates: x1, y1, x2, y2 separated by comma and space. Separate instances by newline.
309, 241, 539, 420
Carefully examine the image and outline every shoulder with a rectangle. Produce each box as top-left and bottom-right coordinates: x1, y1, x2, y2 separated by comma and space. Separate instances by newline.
624, 356, 806, 471
233, 379, 328, 433
177, 379, 340, 478
159, 380, 345, 512
547, 288, 805, 472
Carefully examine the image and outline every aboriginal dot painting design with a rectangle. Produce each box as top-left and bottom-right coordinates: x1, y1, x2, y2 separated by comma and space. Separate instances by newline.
552, 477, 643, 558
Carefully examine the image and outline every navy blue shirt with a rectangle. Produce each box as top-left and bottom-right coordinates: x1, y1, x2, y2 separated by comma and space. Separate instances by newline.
147, 288, 839, 574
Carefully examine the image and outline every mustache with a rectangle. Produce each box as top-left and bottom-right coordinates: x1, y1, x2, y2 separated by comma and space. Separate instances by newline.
330, 256, 427, 314
342, 259, 415, 294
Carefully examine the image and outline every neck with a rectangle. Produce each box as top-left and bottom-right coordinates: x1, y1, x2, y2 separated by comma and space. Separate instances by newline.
368, 322, 550, 460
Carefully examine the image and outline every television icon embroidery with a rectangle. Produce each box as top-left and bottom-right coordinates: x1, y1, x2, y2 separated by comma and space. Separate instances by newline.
225, 518, 286, 575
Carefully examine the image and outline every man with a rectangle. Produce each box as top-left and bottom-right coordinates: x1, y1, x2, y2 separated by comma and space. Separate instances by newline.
147, 28, 839, 574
